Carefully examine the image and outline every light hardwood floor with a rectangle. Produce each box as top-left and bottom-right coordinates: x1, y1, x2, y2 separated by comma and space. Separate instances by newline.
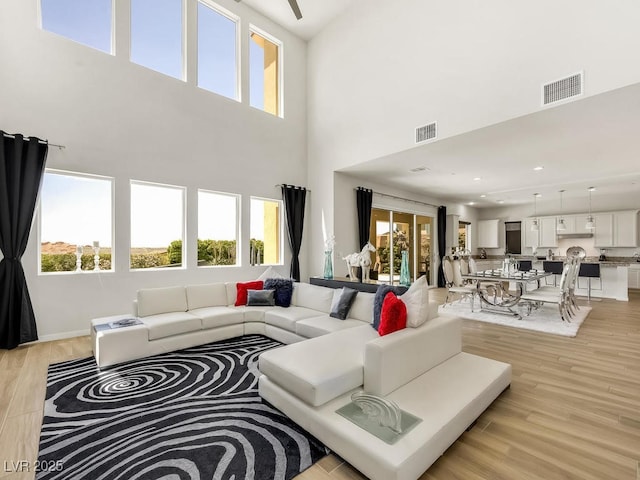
1, 289, 638, 480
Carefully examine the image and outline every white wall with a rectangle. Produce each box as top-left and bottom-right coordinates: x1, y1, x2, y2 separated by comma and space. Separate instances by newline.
307, 0, 640, 173
0, 0, 308, 339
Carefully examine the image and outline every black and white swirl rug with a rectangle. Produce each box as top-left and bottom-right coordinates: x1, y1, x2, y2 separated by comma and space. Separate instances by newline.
37, 335, 327, 479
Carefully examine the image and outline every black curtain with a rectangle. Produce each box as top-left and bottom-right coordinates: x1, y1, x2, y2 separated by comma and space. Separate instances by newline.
0, 132, 48, 349
437, 206, 447, 287
281, 185, 306, 282
356, 187, 373, 249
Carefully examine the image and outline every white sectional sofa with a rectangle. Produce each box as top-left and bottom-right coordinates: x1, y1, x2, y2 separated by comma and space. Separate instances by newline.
91, 281, 407, 368
91, 279, 511, 480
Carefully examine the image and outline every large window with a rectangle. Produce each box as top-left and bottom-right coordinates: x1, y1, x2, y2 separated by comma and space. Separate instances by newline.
40, 0, 113, 53
249, 27, 281, 117
197, 2, 238, 100
370, 208, 434, 285
250, 197, 282, 265
40, 170, 113, 273
198, 190, 239, 266
131, 0, 184, 79
130, 181, 185, 269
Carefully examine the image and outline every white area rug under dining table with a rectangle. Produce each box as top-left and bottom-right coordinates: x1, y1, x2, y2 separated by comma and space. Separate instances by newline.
438, 298, 591, 337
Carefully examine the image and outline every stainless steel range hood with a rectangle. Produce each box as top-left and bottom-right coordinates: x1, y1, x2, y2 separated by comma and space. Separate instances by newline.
556, 233, 594, 239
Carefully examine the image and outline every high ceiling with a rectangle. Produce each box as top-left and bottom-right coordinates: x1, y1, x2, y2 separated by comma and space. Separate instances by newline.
240, 0, 354, 40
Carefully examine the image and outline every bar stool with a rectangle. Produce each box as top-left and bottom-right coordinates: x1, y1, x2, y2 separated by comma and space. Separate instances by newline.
543, 261, 564, 286
578, 263, 601, 302
517, 260, 532, 271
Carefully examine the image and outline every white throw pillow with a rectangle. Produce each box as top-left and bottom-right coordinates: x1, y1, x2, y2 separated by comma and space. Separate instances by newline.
257, 266, 285, 281
400, 276, 430, 327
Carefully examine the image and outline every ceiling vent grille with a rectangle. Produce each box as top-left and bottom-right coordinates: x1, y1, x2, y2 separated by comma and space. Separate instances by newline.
415, 122, 437, 144
543, 72, 583, 105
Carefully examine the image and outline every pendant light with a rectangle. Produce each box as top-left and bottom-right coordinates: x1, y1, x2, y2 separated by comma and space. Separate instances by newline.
585, 187, 596, 229
557, 190, 566, 231
531, 193, 539, 231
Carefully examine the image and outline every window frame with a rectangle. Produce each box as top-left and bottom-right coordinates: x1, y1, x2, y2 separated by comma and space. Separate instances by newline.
248, 24, 284, 118
196, 0, 241, 101
38, 169, 115, 275
250, 196, 284, 266
129, 179, 187, 271
38, 0, 115, 55
197, 188, 241, 268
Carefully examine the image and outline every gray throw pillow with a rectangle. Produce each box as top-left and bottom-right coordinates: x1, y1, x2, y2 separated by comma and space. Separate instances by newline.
329, 287, 358, 320
246, 289, 275, 306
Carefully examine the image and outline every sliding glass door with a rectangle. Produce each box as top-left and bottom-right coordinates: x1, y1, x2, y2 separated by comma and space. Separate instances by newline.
370, 208, 434, 285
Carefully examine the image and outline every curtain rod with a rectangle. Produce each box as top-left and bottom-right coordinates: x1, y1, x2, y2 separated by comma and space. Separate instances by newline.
355, 187, 439, 208
274, 184, 311, 192
1, 132, 65, 150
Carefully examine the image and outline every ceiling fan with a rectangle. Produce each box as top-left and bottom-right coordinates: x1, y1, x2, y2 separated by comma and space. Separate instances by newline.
234, 0, 303, 20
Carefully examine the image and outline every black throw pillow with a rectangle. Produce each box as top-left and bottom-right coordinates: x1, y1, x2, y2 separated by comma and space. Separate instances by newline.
329, 287, 359, 320
263, 278, 294, 307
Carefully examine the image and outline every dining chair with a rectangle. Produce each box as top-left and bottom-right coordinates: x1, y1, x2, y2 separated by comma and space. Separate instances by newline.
520, 263, 574, 321
442, 258, 477, 311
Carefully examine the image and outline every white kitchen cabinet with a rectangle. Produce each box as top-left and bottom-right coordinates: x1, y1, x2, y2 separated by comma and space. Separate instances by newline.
559, 214, 591, 234
524, 217, 557, 248
613, 211, 639, 247
477, 219, 500, 248
573, 214, 593, 234
593, 214, 614, 247
628, 264, 640, 289
557, 215, 575, 233
523, 218, 538, 248
539, 217, 558, 247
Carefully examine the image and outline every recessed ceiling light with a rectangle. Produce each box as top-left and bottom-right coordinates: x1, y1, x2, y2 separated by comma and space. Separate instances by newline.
480, 194, 487, 198
468, 201, 475, 205
409, 166, 427, 172
473, 177, 481, 181
534, 166, 544, 171
497, 200, 504, 204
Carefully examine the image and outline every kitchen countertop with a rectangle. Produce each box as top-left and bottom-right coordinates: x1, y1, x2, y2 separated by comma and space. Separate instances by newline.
478, 255, 637, 267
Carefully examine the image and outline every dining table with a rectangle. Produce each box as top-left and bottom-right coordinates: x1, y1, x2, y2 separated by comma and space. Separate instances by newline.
462, 269, 552, 319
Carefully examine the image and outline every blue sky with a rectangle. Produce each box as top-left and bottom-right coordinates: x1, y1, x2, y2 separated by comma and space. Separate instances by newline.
41, 0, 267, 106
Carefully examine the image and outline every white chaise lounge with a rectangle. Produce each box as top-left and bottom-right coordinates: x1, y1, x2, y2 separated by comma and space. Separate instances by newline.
259, 315, 511, 480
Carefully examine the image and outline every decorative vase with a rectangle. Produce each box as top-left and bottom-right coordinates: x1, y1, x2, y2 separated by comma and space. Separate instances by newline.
323, 250, 333, 279
399, 250, 410, 286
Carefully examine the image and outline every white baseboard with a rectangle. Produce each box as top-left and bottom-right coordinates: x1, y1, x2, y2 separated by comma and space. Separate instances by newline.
33, 329, 90, 343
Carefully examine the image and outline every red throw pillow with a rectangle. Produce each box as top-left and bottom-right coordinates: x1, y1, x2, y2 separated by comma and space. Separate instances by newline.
378, 292, 407, 336
236, 281, 264, 306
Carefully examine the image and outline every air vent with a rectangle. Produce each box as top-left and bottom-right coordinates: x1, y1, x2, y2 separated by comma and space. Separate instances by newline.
415, 122, 437, 144
543, 72, 583, 105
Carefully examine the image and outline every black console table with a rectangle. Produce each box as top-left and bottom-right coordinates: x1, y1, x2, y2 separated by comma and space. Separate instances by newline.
309, 277, 408, 295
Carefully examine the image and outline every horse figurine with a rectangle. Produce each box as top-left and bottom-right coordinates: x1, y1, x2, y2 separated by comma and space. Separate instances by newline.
343, 241, 376, 282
